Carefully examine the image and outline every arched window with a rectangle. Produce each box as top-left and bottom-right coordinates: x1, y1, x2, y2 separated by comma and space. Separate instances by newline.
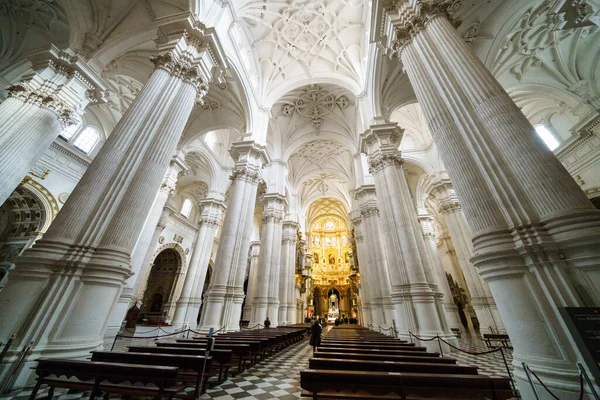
180, 198, 193, 218
534, 125, 559, 151
60, 123, 80, 140
73, 127, 100, 154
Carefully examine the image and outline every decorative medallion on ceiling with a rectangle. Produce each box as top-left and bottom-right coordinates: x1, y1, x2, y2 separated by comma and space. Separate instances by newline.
281, 85, 348, 126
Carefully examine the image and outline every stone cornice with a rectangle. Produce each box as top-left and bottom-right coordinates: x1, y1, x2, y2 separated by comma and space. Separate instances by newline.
50, 140, 92, 167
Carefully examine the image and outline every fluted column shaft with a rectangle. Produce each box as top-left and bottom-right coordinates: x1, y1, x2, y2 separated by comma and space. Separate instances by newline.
199, 142, 268, 332
350, 217, 372, 325
279, 221, 298, 324
360, 128, 446, 343
172, 199, 225, 328
250, 194, 286, 326
243, 242, 261, 320
382, 3, 600, 396
440, 203, 504, 335
0, 35, 214, 388
418, 215, 462, 333
0, 48, 103, 205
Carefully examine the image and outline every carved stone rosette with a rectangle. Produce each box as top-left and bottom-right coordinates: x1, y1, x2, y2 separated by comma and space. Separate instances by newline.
7, 83, 77, 128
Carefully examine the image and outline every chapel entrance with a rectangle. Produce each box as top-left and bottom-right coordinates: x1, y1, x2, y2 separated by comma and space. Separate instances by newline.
141, 248, 181, 325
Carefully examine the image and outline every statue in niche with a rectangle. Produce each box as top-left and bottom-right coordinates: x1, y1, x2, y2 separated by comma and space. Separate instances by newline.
328, 254, 335, 264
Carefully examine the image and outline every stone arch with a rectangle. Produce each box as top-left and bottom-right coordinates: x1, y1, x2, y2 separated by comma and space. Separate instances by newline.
141, 243, 187, 324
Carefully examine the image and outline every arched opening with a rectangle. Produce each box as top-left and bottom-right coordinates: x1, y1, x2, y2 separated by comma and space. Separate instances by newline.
0, 186, 47, 265
141, 248, 182, 325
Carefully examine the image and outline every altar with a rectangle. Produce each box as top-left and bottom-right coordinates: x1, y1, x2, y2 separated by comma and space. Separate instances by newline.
327, 293, 339, 322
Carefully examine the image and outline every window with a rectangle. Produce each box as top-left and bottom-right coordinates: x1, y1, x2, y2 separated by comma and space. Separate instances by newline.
180, 198, 193, 218
60, 123, 80, 140
325, 221, 335, 230
73, 127, 99, 154
534, 125, 559, 151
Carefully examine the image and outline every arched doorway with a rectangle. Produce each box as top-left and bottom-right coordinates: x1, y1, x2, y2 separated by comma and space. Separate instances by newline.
141, 248, 182, 325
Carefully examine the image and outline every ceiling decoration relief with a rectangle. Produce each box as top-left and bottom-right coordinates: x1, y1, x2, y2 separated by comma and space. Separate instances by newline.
0, 0, 70, 70
237, 0, 364, 97
281, 84, 348, 126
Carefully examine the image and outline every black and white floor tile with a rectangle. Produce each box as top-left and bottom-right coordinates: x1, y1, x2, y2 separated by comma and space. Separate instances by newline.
1, 329, 514, 399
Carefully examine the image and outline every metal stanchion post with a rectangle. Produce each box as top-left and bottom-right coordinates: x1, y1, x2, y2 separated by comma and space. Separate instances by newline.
578, 363, 600, 400
436, 336, 444, 357
499, 347, 517, 394
522, 362, 541, 400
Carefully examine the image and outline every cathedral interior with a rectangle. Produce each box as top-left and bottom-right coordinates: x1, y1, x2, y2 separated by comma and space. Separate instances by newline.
0, 0, 600, 399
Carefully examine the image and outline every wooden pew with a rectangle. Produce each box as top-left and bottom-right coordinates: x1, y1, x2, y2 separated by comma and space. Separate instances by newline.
91, 351, 211, 399
316, 347, 438, 358
157, 341, 250, 374
128, 345, 233, 382
300, 370, 513, 399
29, 358, 182, 400
178, 338, 264, 364
312, 351, 457, 364
308, 358, 478, 375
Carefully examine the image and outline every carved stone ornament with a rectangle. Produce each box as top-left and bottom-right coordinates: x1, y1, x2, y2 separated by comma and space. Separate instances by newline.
368, 153, 403, 174
229, 167, 262, 185
387, 1, 461, 59
158, 236, 165, 244
150, 52, 209, 99
360, 206, 380, 218
262, 209, 284, 224
7, 83, 77, 128
198, 216, 221, 227
438, 201, 461, 215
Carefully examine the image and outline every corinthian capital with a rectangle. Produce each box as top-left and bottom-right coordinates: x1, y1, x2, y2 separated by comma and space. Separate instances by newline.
7, 83, 77, 128
377, 0, 461, 59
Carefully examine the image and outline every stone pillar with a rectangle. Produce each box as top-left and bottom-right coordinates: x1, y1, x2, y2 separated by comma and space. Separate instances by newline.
379, 2, 600, 396
418, 214, 462, 333
430, 180, 505, 335
0, 32, 220, 388
242, 242, 261, 320
105, 156, 187, 338
199, 142, 269, 332
360, 126, 447, 345
250, 194, 286, 326
279, 220, 298, 325
349, 214, 372, 326
171, 198, 225, 329
0, 47, 106, 205
355, 186, 394, 326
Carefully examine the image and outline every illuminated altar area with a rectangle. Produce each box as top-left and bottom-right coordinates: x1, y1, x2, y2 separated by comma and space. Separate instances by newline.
307, 213, 359, 322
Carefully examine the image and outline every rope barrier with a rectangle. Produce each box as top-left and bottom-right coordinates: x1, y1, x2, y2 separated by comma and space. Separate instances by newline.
523, 362, 589, 400
241, 324, 263, 330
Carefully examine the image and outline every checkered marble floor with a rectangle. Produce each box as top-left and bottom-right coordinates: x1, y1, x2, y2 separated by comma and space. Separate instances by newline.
1, 329, 514, 399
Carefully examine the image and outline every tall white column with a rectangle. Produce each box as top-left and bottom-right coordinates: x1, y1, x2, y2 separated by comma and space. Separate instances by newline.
418, 214, 462, 333
250, 194, 286, 326
199, 142, 269, 332
242, 242, 261, 320
378, 2, 600, 396
355, 186, 393, 326
349, 214, 372, 325
172, 198, 225, 329
430, 180, 505, 335
104, 157, 187, 338
0, 32, 220, 388
0, 47, 106, 205
360, 126, 447, 345
279, 220, 298, 324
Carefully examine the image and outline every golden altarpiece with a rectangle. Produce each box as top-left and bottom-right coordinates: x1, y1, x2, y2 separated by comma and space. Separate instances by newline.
304, 215, 359, 321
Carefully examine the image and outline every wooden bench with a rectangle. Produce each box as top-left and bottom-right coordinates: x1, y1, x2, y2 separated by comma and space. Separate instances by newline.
312, 351, 457, 364
128, 345, 233, 382
316, 347, 438, 358
29, 358, 182, 400
300, 370, 513, 399
483, 334, 511, 349
178, 338, 264, 364
157, 341, 250, 374
90, 351, 211, 399
308, 358, 478, 375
